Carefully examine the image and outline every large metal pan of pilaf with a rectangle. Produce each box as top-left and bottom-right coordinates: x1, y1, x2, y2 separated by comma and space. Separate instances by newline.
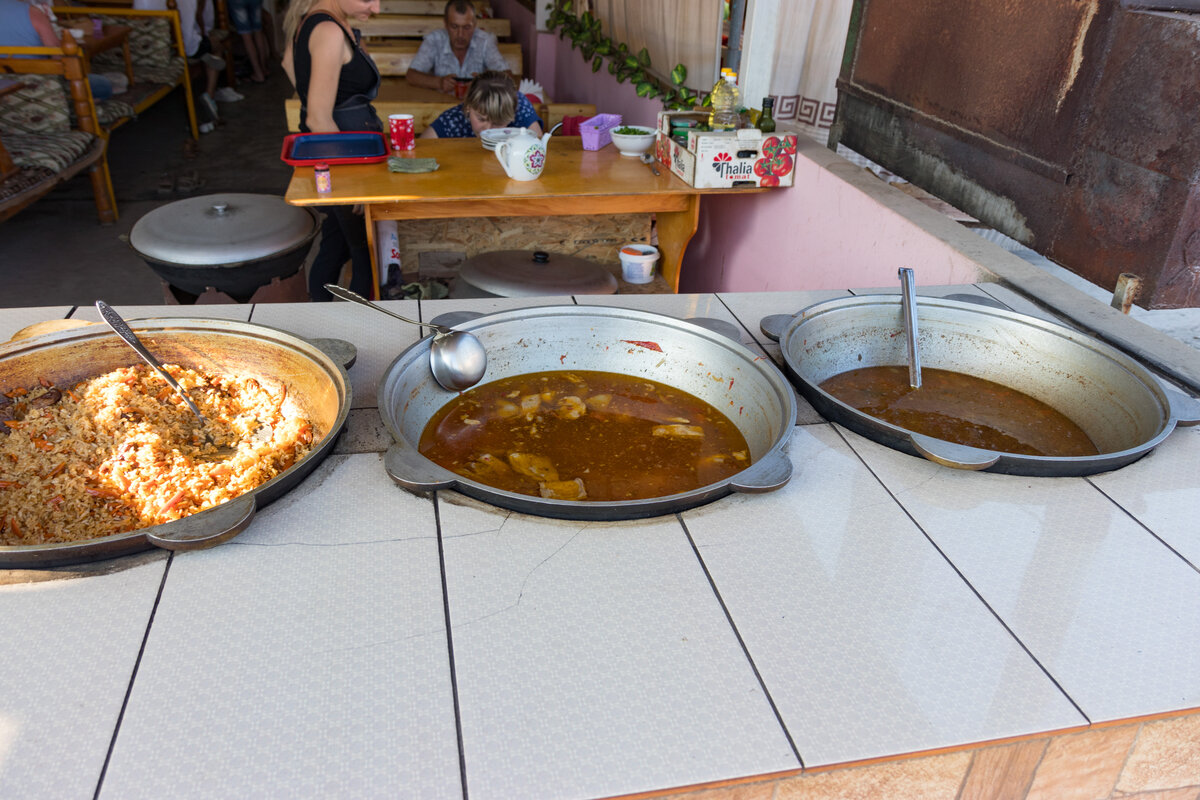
0, 318, 355, 568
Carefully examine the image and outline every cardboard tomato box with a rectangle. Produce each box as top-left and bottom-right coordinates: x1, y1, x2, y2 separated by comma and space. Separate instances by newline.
654, 112, 797, 189
655, 130, 798, 188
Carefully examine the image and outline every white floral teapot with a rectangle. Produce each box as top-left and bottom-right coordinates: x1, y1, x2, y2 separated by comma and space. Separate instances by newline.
493, 127, 552, 181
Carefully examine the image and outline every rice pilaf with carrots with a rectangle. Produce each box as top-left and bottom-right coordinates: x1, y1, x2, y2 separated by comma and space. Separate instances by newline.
0, 364, 317, 546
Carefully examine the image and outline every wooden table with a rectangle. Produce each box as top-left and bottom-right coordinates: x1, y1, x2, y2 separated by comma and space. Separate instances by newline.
78, 24, 134, 84
284, 136, 763, 292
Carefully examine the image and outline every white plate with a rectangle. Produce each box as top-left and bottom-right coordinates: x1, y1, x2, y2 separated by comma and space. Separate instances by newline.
479, 127, 526, 148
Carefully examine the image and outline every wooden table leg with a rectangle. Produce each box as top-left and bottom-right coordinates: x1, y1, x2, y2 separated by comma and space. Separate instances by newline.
365, 204, 380, 300
654, 194, 701, 292
121, 38, 134, 84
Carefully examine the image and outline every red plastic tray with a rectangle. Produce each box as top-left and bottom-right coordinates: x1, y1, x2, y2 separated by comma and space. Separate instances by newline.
280, 132, 389, 165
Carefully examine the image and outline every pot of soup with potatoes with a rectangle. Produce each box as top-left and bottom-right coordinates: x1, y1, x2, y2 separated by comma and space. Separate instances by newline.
378, 305, 798, 520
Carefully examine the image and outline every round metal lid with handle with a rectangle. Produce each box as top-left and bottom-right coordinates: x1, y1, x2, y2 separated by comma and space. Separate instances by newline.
459, 250, 618, 297
129, 193, 318, 266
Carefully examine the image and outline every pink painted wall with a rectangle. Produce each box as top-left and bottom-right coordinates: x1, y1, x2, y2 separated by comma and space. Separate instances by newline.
487, 0, 536, 78
678, 138, 994, 292
532, 31, 663, 127
487, 1, 660, 124
486, 2, 995, 294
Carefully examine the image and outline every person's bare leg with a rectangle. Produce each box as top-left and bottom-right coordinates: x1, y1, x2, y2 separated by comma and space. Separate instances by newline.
240, 32, 266, 82
253, 29, 271, 76
205, 65, 219, 98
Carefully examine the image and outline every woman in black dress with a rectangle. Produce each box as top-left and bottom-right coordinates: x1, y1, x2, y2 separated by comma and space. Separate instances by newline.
282, 0, 382, 301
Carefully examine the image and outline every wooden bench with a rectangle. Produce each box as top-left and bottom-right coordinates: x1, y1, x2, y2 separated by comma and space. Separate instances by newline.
369, 41, 522, 77
379, 0, 490, 14
53, 4, 200, 139
359, 14, 510, 40
0, 38, 118, 223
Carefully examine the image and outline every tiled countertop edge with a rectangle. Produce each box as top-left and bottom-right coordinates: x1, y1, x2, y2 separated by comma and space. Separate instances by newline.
600, 707, 1200, 800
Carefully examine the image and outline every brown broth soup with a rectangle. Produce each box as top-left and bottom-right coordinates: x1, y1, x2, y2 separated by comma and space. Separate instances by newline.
819, 366, 1099, 457
418, 371, 751, 501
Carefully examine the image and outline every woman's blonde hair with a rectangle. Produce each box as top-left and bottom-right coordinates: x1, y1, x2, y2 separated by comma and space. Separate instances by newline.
463, 71, 517, 125
282, 0, 324, 44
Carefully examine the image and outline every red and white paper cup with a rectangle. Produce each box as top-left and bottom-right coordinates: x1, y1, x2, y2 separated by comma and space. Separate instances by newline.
388, 114, 415, 151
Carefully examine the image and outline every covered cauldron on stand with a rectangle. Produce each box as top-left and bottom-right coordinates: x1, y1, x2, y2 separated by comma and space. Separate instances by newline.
130, 193, 319, 304
378, 305, 798, 520
449, 250, 618, 299
763, 294, 1200, 476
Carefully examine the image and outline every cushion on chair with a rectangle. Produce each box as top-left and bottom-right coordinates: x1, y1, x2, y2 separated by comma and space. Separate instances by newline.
0, 76, 71, 135
134, 55, 185, 85
4, 130, 98, 173
95, 98, 138, 126
0, 165, 59, 204
91, 15, 173, 71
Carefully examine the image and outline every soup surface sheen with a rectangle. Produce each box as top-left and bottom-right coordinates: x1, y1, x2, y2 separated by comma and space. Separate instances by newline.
419, 370, 751, 501
819, 365, 1099, 457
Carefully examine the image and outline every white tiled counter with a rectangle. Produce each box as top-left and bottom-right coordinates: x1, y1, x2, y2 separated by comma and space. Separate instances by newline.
3, 290, 1199, 800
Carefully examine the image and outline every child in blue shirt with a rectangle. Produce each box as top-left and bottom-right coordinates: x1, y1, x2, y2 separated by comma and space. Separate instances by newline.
420, 70, 543, 139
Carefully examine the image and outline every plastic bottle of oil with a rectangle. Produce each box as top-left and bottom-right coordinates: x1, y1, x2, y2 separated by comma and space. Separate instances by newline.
708, 68, 741, 131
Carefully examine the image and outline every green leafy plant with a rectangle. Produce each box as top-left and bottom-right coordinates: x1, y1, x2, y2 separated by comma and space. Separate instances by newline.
545, 0, 700, 110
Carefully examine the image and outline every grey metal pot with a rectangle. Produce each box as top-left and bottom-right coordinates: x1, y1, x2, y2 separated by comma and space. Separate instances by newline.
129, 194, 320, 301
379, 305, 797, 519
763, 295, 1200, 476
0, 319, 355, 567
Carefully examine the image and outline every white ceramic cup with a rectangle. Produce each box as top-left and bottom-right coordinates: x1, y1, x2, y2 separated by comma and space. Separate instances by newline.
618, 244, 659, 284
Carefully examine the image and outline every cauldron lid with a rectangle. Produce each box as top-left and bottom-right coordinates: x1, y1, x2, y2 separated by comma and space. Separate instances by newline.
459, 250, 618, 297
130, 193, 316, 266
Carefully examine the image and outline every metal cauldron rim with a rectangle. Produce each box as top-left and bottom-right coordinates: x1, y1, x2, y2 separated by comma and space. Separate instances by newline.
774, 293, 1199, 476
378, 304, 798, 520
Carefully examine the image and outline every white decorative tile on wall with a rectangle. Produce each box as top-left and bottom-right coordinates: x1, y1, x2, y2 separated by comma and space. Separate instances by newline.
251, 301, 421, 409
334, 408, 393, 455
437, 496, 798, 800
0, 562, 165, 798
844, 427, 1200, 723
577, 292, 748, 338
1089, 424, 1200, 568
716, 290, 853, 348
683, 424, 1085, 767
718, 290, 853, 425
422, 295, 568, 321
100, 455, 459, 799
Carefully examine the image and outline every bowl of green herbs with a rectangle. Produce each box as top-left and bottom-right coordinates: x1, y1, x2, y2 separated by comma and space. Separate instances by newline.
609, 125, 656, 157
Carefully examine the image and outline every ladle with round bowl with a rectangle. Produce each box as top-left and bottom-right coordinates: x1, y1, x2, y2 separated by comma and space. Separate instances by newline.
324, 284, 487, 391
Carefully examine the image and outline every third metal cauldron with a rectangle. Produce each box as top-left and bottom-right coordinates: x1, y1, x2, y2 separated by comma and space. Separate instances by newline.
768, 295, 1200, 476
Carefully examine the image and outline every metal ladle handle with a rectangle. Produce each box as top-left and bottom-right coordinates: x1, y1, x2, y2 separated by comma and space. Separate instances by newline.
95, 300, 208, 422
898, 267, 922, 389
323, 284, 451, 334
